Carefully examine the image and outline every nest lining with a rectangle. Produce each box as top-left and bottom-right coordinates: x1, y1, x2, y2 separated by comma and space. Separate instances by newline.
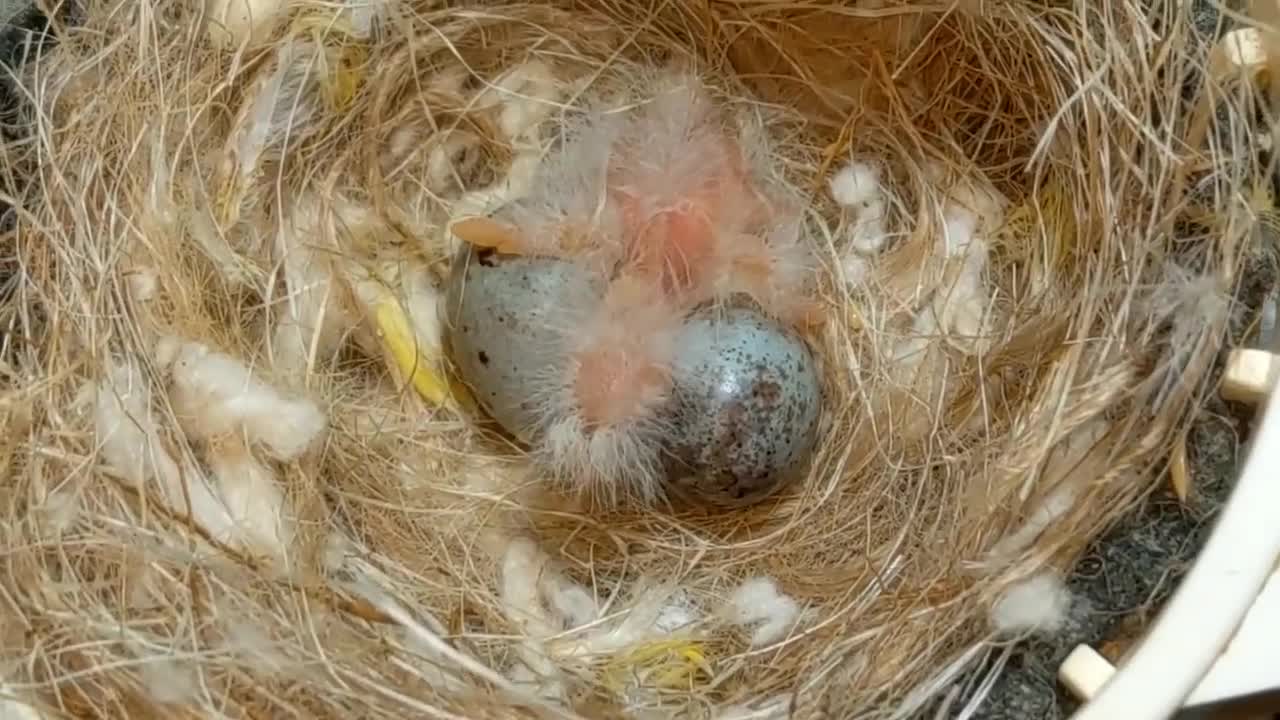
0, 0, 1265, 718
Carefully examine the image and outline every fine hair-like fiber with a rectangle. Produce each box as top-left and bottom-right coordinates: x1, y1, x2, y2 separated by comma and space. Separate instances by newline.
0, 0, 1263, 718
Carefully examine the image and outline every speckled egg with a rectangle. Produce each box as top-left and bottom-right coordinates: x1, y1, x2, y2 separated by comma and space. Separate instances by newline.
664, 306, 822, 507
444, 245, 601, 440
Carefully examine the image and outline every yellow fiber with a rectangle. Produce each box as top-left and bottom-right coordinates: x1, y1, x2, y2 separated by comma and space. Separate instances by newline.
291, 9, 367, 112
602, 638, 711, 693
326, 46, 366, 112
370, 287, 473, 413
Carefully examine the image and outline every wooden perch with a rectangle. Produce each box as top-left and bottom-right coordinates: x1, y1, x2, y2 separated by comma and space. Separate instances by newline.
1059, 644, 1117, 702
1220, 348, 1279, 406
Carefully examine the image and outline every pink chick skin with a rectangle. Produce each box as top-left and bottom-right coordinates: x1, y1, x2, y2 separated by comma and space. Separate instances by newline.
446, 71, 824, 509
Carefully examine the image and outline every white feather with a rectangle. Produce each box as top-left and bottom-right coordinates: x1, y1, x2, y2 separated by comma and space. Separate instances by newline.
497, 536, 568, 701
272, 197, 364, 380
400, 262, 446, 357
0, 681, 46, 720
234, 57, 290, 181
92, 360, 180, 490
138, 659, 199, 705
205, 0, 287, 49
557, 584, 697, 658
713, 694, 794, 720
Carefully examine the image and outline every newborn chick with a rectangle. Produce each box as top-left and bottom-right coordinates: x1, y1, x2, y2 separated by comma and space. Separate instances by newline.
446, 71, 823, 508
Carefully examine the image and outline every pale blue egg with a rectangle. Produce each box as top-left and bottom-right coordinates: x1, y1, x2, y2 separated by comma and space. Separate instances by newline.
444, 246, 602, 440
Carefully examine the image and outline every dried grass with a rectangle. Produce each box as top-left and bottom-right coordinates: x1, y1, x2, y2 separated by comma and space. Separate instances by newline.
0, 0, 1265, 718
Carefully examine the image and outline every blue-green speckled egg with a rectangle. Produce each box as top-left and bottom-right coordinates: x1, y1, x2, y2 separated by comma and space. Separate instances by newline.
664, 305, 822, 507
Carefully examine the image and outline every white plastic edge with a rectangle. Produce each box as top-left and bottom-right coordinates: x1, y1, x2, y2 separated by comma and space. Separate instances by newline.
1186, 559, 1280, 705
1070, 388, 1280, 719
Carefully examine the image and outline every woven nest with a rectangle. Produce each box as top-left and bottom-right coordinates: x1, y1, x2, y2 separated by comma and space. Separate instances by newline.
0, 0, 1266, 717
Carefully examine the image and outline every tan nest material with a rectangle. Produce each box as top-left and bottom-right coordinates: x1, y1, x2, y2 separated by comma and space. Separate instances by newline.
0, 0, 1265, 718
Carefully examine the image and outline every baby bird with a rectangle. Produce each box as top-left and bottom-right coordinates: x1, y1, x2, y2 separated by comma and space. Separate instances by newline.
446, 71, 823, 509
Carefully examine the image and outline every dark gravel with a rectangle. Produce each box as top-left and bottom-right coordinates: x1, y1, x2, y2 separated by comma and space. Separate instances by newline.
971, 397, 1246, 720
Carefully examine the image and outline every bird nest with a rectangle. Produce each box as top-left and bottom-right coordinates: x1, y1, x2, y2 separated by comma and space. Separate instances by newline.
0, 0, 1265, 718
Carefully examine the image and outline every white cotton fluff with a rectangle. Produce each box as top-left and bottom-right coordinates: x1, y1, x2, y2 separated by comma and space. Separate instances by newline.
654, 589, 700, 634
127, 268, 159, 303
990, 571, 1072, 635
322, 532, 355, 574
387, 126, 421, 169
933, 236, 992, 352
157, 337, 327, 461
205, 438, 296, 567
33, 484, 80, 538
842, 252, 872, 285
939, 201, 980, 258
831, 161, 890, 255
506, 663, 541, 690
1146, 261, 1233, 406
220, 608, 298, 675
928, 182, 1003, 354
726, 577, 802, 648
849, 210, 889, 254
138, 659, 199, 705
89, 362, 249, 550
830, 162, 882, 209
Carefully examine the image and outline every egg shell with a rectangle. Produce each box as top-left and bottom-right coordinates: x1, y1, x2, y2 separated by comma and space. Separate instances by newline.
665, 306, 822, 507
444, 245, 602, 440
